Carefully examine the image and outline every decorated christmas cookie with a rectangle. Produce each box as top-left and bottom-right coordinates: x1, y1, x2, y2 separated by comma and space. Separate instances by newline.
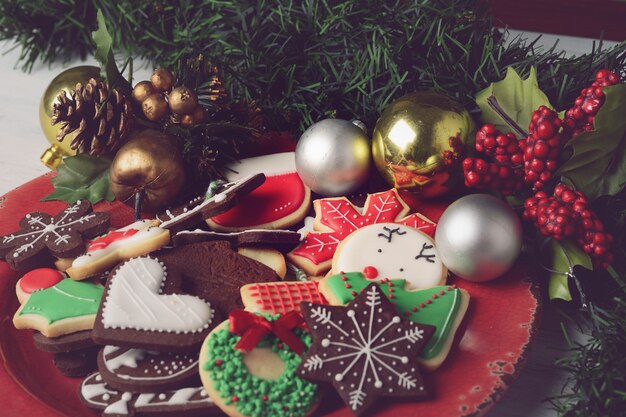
172, 228, 301, 252
79, 372, 219, 417
33, 330, 96, 353
97, 346, 200, 392
298, 284, 435, 416
13, 278, 103, 337
319, 272, 469, 370
15, 267, 64, 304
0, 200, 110, 271
157, 173, 266, 234
287, 189, 436, 276
53, 347, 99, 377
240, 281, 328, 315
206, 152, 312, 231
155, 241, 279, 316
331, 222, 447, 289
92, 256, 215, 352
199, 312, 320, 417
66, 219, 170, 280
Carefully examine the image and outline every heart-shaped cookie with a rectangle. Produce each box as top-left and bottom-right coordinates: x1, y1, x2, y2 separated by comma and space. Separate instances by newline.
93, 257, 215, 352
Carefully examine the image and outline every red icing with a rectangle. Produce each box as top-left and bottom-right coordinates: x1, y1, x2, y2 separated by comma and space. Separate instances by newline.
362, 266, 379, 279
291, 189, 437, 267
211, 172, 305, 227
245, 281, 327, 315
87, 228, 139, 252
18, 268, 64, 294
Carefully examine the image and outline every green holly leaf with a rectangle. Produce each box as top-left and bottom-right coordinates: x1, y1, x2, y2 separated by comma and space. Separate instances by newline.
556, 83, 626, 200
42, 154, 114, 204
548, 239, 593, 301
92, 9, 132, 96
476, 66, 553, 137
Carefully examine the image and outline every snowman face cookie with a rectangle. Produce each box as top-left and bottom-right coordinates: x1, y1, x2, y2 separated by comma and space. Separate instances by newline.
331, 222, 447, 290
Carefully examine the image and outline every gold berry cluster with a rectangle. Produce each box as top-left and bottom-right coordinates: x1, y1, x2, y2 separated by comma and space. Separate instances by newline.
132, 68, 206, 127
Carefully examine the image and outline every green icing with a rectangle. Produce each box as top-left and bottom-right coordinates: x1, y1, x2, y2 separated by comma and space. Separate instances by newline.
204, 314, 318, 417
327, 272, 462, 359
19, 279, 103, 323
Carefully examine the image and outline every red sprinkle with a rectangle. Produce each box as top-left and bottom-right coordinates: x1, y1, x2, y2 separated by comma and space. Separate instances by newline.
432, 294, 438, 299
283, 406, 289, 411
440, 290, 445, 295
452, 284, 457, 288
446, 286, 452, 291
389, 294, 395, 299
262, 395, 269, 401
232, 396, 239, 402
278, 342, 284, 349
362, 266, 379, 279
420, 303, 426, 308
351, 291, 357, 297
426, 299, 432, 304
412, 307, 418, 312
388, 282, 394, 287
405, 311, 411, 316
341, 276, 348, 281
345, 283, 351, 289
215, 359, 223, 366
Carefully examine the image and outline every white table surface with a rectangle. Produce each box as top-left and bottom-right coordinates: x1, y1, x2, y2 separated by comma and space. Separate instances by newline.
0, 30, 615, 417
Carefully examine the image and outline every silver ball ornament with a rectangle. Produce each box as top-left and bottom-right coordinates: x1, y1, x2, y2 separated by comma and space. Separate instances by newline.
296, 119, 371, 196
435, 194, 522, 282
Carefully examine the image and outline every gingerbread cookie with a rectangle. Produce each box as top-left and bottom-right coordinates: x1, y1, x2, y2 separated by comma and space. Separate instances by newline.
66, 219, 170, 280
287, 189, 436, 276
155, 242, 279, 317
54, 347, 99, 377
331, 222, 447, 289
206, 152, 312, 231
33, 330, 96, 353
320, 272, 469, 370
92, 256, 215, 352
240, 281, 328, 315
199, 312, 320, 417
97, 346, 200, 393
79, 372, 219, 417
157, 173, 265, 234
16, 267, 65, 304
13, 278, 103, 337
0, 200, 110, 271
172, 228, 301, 252
298, 284, 435, 416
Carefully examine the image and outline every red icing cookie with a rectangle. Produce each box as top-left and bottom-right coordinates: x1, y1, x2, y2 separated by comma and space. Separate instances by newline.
16, 268, 65, 304
207, 153, 311, 231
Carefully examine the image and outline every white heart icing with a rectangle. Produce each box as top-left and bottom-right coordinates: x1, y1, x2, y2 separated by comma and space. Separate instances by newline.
102, 257, 213, 333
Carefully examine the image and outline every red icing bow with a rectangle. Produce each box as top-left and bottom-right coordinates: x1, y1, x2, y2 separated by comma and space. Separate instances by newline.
229, 310, 305, 355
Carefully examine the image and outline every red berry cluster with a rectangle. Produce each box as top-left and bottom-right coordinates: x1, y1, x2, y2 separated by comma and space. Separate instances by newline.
563, 69, 620, 136
462, 124, 525, 195
523, 106, 568, 192
524, 183, 613, 268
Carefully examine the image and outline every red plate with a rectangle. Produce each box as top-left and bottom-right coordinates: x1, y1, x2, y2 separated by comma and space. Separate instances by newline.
0, 174, 541, 417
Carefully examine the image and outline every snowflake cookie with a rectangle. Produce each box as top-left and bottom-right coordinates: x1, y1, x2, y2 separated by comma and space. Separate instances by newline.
0, 200, 110, 271
298, 284, 435, 416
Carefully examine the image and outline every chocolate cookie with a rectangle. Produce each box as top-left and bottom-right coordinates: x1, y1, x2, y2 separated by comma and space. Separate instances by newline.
92, 256, 216, 352
172, 228, 301, 252
0, 200, 110, 271
97, 346, 200, 393
33, 330, 96, 353
157, 173, 265, 234
155, 241, 279, 316
79, 372, 219, 417
54, 346, 99, 377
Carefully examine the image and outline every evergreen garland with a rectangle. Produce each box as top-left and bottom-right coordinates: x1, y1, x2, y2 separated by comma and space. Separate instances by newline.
2, 0, 625, 131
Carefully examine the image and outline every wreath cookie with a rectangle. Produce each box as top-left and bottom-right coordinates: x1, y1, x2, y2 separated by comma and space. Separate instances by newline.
199, 312, 319, 417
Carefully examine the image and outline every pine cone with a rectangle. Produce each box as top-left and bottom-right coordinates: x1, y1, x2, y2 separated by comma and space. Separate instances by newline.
51, 79, 132, 155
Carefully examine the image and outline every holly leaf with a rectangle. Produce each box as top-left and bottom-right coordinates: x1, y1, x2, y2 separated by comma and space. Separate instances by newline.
42, 154, 114, 204
548, 239, 593, 301
92, 9, 132, 96
556, 83, 626, 200
475, 67, 552, 136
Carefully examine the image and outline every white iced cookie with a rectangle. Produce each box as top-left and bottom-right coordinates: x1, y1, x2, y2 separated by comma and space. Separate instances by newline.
331, 222, 447, 290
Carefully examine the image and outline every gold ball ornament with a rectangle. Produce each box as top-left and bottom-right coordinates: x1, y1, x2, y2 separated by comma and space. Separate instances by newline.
372, 92, 474, 197
180, 106, 206, 127
109, 130, 186, 213
150, 68, 174, 92
142, 93, 169, 121
168, 86, 199, 115
39, 65, 101, 168
132, 80, 156, 103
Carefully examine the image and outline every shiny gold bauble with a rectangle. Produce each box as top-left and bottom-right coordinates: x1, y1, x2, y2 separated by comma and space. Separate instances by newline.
39, 65, 101, 168
109, 130, 186, 212
132, 80, 155, 103
151, 68, 174, 92
372, 92, 474, 197
142, 93, 169, 121
168, 86, 199, 115
180, 106, 206, 127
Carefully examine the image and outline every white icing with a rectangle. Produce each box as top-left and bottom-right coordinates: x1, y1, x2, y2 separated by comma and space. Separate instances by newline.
169, 387, 200, 405
224, 152, 296, 179
158, 175, 255, 228
103, 346, 198, 381
103, 396, 129, 415
101, 257, 214, 333
134, 393, 155, 407
72, 220, 165, 268
175, 228, 296, 236
335, 223, 444, 290
297, 216, 315, 240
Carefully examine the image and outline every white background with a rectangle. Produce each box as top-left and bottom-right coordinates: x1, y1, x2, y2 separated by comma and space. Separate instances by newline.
0, 31, 618, 417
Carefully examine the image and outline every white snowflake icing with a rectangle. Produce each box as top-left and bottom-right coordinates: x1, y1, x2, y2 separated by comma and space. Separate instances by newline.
304, 286, 424, 411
